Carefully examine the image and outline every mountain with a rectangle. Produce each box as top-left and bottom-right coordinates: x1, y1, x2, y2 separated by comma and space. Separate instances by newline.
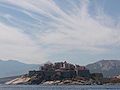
86, 60, 120, 78
0, 60, 39, 78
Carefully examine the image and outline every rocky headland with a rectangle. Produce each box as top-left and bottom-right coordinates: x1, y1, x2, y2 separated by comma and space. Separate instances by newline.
5, 61, 103, 85
5, 61, 120, 85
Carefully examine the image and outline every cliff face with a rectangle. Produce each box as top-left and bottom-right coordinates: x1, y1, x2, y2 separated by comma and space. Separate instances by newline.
86, 60, 120, 77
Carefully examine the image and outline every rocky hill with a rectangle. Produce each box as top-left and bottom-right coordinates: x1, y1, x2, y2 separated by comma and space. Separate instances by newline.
86, 60, 120, 77
0, 60, 39, 78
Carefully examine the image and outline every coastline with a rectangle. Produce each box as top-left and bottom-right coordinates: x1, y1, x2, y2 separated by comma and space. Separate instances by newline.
5, 76, 120, 85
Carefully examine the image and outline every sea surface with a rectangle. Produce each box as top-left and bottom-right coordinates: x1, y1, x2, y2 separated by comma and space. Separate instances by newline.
0, 85, 120, 90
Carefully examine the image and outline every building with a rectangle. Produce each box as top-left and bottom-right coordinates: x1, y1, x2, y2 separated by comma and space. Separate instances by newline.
44, 71, 56, 80
75, 65, 90, 78
91, 73, 103, 80
54, 62, 64, 69
61, 70, 76, 79
41, 63, 54, 71
54, 61, 75, 70
28, 61, 92, 81
77, 69, 90, 78
29, 70, 44, 77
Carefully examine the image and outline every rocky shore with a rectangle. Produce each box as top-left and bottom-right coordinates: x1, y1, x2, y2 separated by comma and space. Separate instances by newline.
41, 79, 95, 85
5, 74, 120, 85
5, 76, 30, 85
5, 75, 102, 85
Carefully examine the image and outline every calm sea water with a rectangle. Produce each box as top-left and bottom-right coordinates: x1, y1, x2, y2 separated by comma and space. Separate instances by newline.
0, 85, 120, 90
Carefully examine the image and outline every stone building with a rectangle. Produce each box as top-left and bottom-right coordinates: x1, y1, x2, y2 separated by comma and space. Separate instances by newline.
75, 65, 90, 78
91, 73, 103, 80
54, 62, 64, 69
54, 61, 75, 70
29, 70, 44, 77
41, 63, 54, 71
61, 70, 76, 79
28, 61, 92, 81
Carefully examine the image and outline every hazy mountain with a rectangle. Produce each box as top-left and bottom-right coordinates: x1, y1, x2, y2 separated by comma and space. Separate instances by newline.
0, 60, 39, 78
1, 59, 120, 78
86, 60, 120, 78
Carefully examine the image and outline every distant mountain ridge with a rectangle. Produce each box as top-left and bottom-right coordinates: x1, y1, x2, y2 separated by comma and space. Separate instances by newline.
0, 59, 120, 78
0, 60, 39, 78
86, 60, 120, 78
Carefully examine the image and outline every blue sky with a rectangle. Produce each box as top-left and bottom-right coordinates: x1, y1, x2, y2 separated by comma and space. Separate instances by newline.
0, 0, 120, 65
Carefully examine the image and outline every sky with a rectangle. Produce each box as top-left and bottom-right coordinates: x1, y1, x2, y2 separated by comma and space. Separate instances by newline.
0, 0, 120, 65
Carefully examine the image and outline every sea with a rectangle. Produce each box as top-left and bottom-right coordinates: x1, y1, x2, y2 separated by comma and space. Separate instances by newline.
0, 85, 120, 90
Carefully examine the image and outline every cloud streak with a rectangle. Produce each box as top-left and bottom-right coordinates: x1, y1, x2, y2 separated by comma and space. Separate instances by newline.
0, 0, 120, 64
0, 22, 46, 64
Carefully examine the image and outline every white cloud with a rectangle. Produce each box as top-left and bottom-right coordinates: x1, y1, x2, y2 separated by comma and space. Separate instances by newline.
0, 0, 120, 63
0, 23, 46, 64
34, 0, 120, 52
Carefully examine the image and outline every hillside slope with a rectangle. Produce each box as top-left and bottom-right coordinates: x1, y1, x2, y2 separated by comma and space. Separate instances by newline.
86, 60, 120, 77
0, 60, 39, 78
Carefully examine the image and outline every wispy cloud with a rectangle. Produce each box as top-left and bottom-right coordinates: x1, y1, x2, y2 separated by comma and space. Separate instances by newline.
0, 22, 46, 63
0, 0, 120, 64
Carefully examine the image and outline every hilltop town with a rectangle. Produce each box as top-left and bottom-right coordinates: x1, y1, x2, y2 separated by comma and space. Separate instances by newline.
5, 61, 120, 85
6, 61, 103, 85
28, 61, 95, 84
